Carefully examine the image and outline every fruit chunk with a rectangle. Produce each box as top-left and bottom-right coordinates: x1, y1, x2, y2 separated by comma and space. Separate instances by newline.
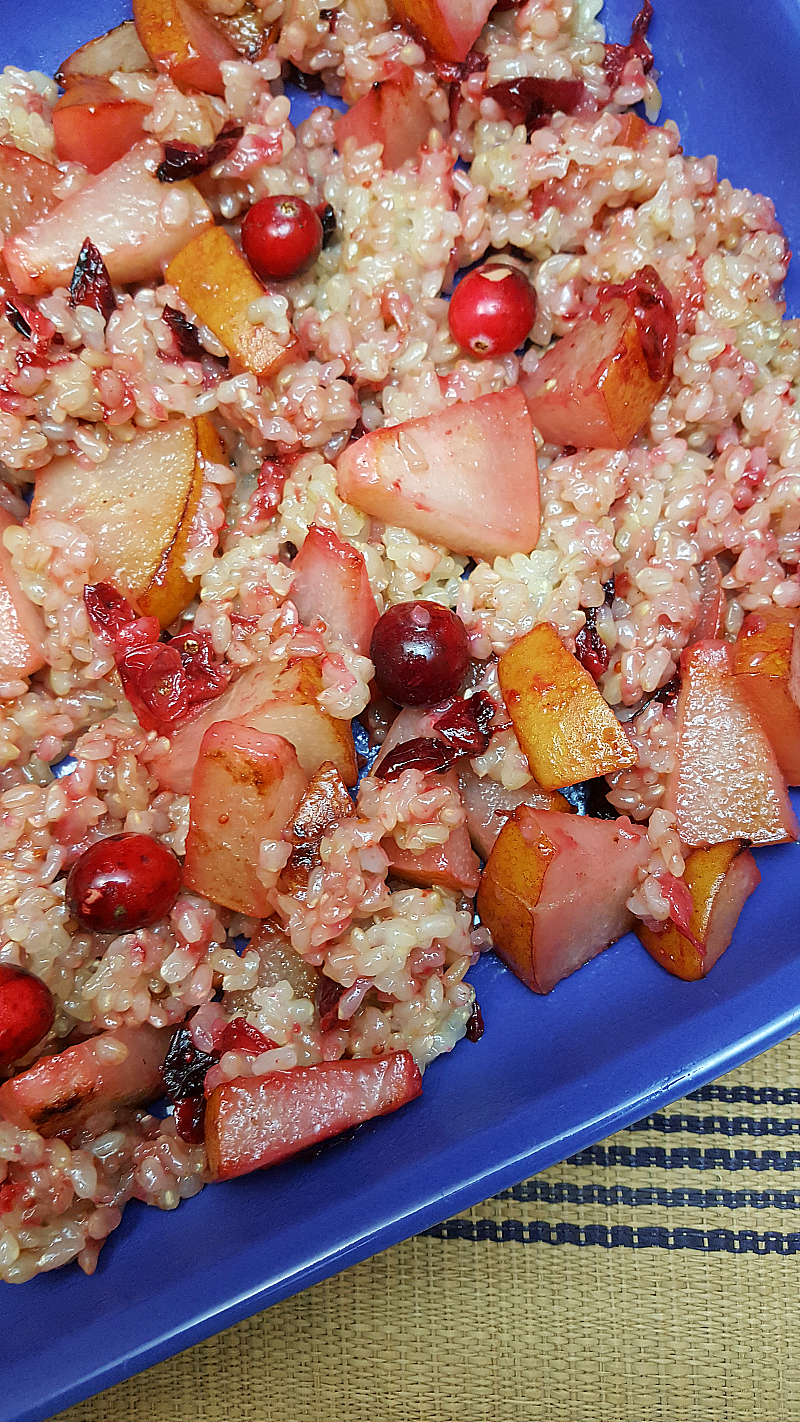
458, 763, 572, 861
277, 760, 354, 899
333, 68, 445, 170
183, 723, 308, 915
67, 832, 182, 932
733, 607, 800, 785
521, 272, 676, 449
389, 0, 495, 63
205, 1051, 423, 1180
370, 601, 469, 706
53, 78, 148, 174
476, 805, 649, 993
0, 1024, 171, 1137
336, 388, 540, 562
165, 225, 300, 378
241, 196, 323, 282
4, 141, 213, 297
132, 0, 238, 95
55, 21, 153, 83
0, 507, 47, 681
636, 841, 761, 981
32, 416, 209, 627
289, 525, 379, 656
0, 966, 55, 1068
150, 657, 358, 793
665, 639, 797, 846
0, 145, 60, 240
497, 622, 635, 791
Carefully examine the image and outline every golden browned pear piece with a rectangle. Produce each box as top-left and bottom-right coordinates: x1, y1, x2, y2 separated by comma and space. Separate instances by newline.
32, 416, 220, 627
132, 0, 237, 95
183, 722, 309, 916
635, 841, 760, 980
166, 226, 300, 378
476, 805, 650, 993
733, 607, 800, 784
497, 622, 635, 790
55, 20, 153, 83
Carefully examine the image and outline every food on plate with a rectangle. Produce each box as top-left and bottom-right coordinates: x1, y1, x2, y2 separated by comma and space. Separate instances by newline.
0, 0, 797, 1283
635, 840, 761, 981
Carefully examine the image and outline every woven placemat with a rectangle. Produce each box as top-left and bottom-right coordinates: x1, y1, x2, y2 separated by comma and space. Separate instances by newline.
52, 1034, 800, 1422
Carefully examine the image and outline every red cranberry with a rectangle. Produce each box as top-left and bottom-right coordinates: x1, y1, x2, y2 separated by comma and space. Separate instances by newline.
370, 601, 470, 706
0, 965, 55, 1067
448, 263, 537, 357
67, 833, 182, 934
241, 195, 323, 281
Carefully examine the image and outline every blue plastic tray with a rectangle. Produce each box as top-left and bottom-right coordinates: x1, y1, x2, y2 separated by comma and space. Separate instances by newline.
2, 3, 800, 1419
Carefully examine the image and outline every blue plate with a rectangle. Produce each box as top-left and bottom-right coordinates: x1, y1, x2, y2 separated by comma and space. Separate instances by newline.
3, 3, 800, 1418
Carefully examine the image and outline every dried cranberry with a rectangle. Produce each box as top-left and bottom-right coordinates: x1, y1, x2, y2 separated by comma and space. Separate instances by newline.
433, 48, 488, 85
242, 195, 323, 280
574, 606, 610, 681
603, 0, 654, 94
68, 238, 116, 324
596, 264, 677, 384
603, 576, 616, 606
5, 302, 32, 340
162, 305, 210, 362
217, 1018, 277, 1056
448, 262, 537, 357
485, 76, 587, 133
317, 974, 347, 1032
156, 127, 243, 182
375, 736, 462, 782
167, 627, 232, 709
433, 692, 495, 755
0, 965, 55, 1067
67, 832, 182, 933
370, 601, 470, 706
84, 582, 138, 641
317, 202, 337, 248
465, 1001, 484, 1042
174, 1096, 207, 1144
162, 1026, 217, 1101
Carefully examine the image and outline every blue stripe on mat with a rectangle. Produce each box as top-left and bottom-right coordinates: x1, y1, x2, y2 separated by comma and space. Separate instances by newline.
422, 1219, 800, 1253
567, 1145, 800, 1171
497, 1181, 800, 1209
629, 1114, 800, 1137
688, 1084, 800, 1105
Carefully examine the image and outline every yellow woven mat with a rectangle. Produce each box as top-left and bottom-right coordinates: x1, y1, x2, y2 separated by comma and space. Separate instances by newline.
53, 1034, 800, 1422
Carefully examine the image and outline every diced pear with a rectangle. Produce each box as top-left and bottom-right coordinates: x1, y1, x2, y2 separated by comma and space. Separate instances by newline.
334, 68, 446, 170
497, 622, 635, 791
336, 388, 540, 562
53, 78, 148, 175
0, 1024, 170, 1137
183, 722, 308, 916
458, 763, 572, 861
0, 507, 47, 680
476, 805, 649, 993
389, 0, 495, 62
289, 524, 379, 657
32, 416, 214, 627
733, 607, 800, 785
636, 841, 761, 981
165, 225, 300, 379
0, 145, 60, 241
150, 657, 358, 794
55, 21, 153, 83
4, 140, 213, 296
665, 639, 797, 846
521, 296, 671, 449
277, 760, 354, 899
132, 0, 238, 95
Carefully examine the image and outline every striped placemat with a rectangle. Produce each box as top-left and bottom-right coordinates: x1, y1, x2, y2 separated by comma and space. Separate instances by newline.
54, 1032, 800, 1422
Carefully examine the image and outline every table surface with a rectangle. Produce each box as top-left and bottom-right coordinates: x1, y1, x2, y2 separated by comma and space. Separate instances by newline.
46, 1030, 800, 1422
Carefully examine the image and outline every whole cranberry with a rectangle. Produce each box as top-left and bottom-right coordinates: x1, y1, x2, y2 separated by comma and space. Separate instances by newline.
241, 195, 323, 280
67, 833, 182, 934
0, 965, 55, 1067
370, 601, 470, 706
448, 262, 537, 357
